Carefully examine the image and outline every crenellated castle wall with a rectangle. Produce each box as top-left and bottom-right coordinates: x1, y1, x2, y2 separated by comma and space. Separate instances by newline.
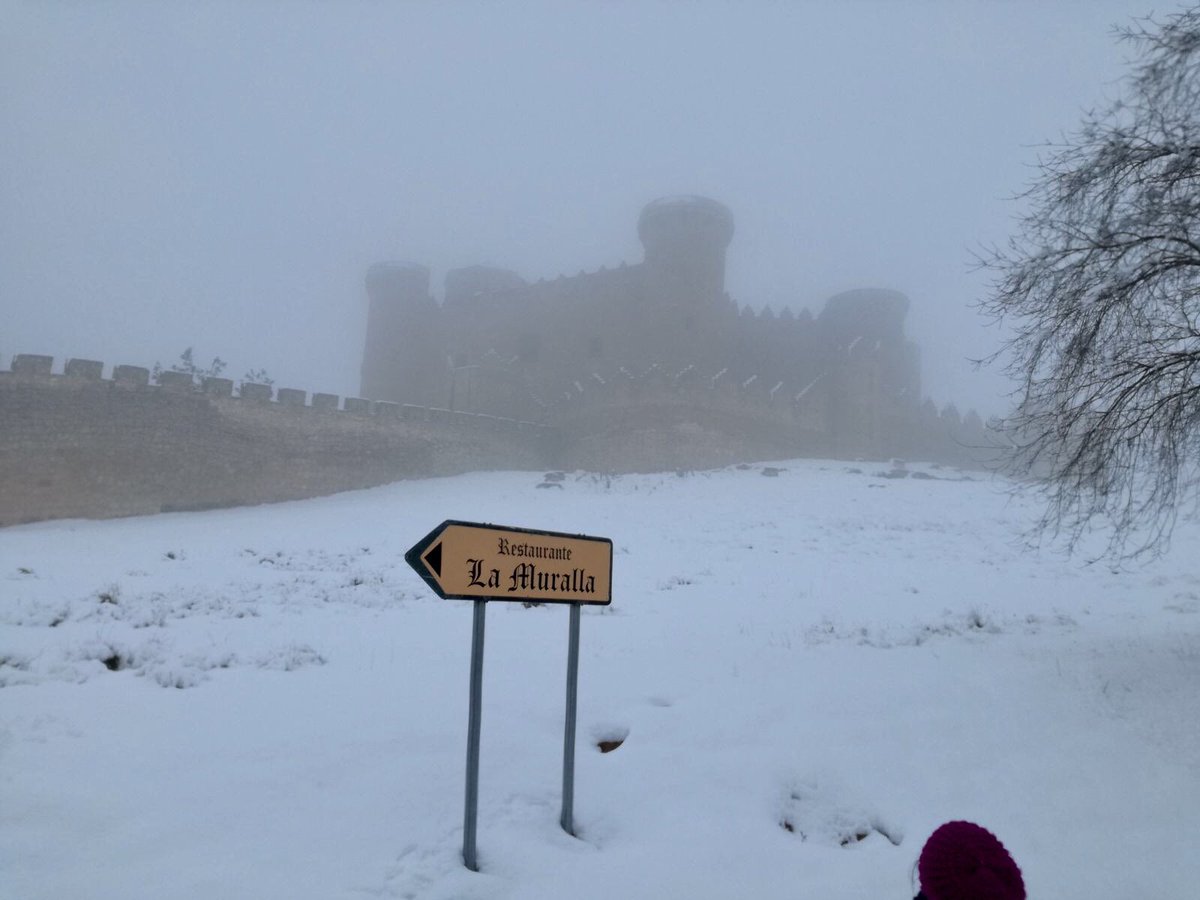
0, 350, 993, 528
0, 355, 554, 528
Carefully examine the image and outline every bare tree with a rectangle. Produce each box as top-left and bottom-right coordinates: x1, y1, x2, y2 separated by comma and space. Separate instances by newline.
982, 7, 1200, 559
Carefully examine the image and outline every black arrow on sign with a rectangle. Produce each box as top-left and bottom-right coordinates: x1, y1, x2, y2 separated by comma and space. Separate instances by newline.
404, 521, 451, 599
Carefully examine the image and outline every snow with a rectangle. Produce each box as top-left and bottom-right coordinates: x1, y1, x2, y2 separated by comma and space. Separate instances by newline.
2, 461, 1199, 900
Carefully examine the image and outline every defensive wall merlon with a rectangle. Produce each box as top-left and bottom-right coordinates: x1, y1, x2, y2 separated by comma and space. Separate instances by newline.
1, 354, 552, 436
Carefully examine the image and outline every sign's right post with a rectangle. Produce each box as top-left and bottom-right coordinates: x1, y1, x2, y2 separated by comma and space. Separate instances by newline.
560, 602, 581, 835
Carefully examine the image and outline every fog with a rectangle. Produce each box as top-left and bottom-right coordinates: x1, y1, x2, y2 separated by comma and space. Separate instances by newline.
1, 0, 1157, 416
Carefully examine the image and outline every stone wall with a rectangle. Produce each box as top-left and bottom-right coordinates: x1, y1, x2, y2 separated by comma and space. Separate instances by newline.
0, 353, 999, 529
0, 356, 554, 528
540, 361, 994, 471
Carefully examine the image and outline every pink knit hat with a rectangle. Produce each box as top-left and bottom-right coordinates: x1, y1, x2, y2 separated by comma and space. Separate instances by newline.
917, 821, 1025, 900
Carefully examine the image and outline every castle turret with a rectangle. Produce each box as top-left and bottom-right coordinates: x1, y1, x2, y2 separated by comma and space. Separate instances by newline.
817, 287, 919, 398
817, 288, 909, 345
817, 288, 921, 457
360, 262, 443, 405
638, 196, 734, 298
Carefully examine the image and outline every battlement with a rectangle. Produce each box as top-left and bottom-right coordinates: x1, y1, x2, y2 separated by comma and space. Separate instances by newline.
1, 354, 552, 434
0, 353, 555, 529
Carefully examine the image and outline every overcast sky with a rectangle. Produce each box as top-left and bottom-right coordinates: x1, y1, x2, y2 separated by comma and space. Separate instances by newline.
1, 0, 1167, 415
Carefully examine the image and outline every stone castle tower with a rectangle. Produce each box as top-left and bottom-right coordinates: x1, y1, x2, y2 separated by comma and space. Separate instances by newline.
360, 196, 922, 458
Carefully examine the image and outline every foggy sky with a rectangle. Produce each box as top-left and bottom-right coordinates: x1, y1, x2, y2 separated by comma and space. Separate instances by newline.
1, 1, 1162, 416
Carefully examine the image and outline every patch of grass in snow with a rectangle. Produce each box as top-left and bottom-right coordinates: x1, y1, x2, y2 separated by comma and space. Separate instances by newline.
779, 780, 903, 848
0, 652, 33, 672
592, 724, 630, 753
804, 608, 1076, 649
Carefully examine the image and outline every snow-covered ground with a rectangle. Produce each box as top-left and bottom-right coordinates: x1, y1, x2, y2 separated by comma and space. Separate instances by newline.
2, 461, 1198, 900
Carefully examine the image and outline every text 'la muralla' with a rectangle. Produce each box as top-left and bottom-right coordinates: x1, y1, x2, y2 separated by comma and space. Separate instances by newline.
467, 559, 596, 595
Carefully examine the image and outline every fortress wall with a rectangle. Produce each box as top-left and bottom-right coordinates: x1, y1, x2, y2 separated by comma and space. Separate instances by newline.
0, 349, 994, 528
546, 359, 994, 471
0, 356, 554, 528
550, 371, 833, 472
556, 399, 829, 473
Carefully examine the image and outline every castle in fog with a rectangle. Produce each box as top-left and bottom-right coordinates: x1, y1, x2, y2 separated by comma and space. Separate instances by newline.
359, 196, 951, 462
1, 197, 987, 529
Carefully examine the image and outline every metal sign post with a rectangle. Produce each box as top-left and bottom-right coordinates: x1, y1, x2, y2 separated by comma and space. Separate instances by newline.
462, 599, 486, 872
560, 603, 581, 835
405, 520, 612, 871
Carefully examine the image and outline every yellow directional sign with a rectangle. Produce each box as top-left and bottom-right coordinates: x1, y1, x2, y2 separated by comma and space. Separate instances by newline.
405, 520, 613, 605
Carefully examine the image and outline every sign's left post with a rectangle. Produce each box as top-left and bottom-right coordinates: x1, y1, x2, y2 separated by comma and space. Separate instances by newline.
462, 598, 486, 872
